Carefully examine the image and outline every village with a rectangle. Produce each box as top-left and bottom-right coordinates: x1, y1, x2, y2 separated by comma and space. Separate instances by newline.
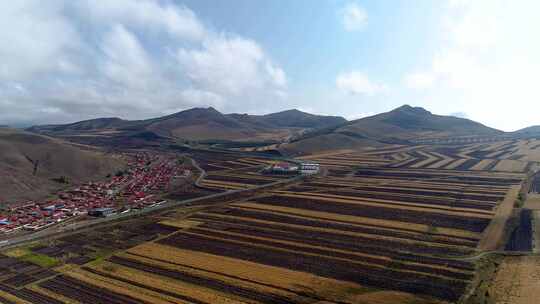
0, 152, 190, 235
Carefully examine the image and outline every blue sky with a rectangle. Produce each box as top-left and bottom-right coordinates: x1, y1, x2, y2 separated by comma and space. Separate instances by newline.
1, 0, 539, 131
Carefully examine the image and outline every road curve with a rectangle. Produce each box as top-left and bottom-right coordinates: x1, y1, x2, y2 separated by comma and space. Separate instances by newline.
0, 157, 302, 250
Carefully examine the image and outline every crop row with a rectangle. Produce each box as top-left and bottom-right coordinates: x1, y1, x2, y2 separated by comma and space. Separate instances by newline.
206, 206, 480, 243
108, 256, 296, 304
0, 284, 63, 304
157, 232, 469, 301
354, 169, 522, 185
187, 222, 474, 280
253, 195, 491, 232
301, 182, 507, 200
300, 189, 498, 211
39, 275, 147, 304
194, 211, 477, 253
81, 266, 210, 304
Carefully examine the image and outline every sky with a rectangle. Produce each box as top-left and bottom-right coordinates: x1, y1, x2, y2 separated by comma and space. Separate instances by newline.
0, 0, 539, 131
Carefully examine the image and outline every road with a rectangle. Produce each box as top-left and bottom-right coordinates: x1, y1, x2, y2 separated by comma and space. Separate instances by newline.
0, 158, 303, 250
190, 158, 207, 187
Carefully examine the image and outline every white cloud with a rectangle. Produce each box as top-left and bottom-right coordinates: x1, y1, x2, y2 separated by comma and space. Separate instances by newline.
404, 71, 435, 89
336, 71, 387, 95
0, 1, 288, 125
177, 34, 265, 96
0, 1, 80, 81
100, 24, 156, 90
71, 0, 207, 41
265, 62, 287, 87
341, 2, 368, 31
176, 33, 286, 100
404, 0, 540, 131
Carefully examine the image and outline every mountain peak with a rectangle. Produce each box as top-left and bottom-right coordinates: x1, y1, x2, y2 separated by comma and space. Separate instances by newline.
168, 106, 222, 118
393, 105, 431, 115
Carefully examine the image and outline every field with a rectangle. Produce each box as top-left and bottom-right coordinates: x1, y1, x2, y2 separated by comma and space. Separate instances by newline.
486, 256, 540, 304
190, 150, 293, 191
308, 140, 540, 173
0, 142, 535, 303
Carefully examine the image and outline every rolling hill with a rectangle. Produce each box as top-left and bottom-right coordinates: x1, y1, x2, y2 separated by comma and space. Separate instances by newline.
512, 125, 540, 135
339, 105, 501, 140
282, 105, 502, 154
244, 109, 346, 129
0, 128, 124, 204
28, 107, 347, 145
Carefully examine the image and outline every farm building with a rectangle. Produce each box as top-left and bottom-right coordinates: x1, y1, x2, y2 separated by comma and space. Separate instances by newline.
268, 162, 299, 174
300, 162, 320, 175
88, 207, 115, 217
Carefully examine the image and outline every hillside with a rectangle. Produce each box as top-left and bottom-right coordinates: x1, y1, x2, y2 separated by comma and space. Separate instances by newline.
27, 117, 131, 133
144, 107, 267, 140
282, 105, 502, 154
513, 125, 540, 135
28, 107, 347, 144
0, 128, 124, 204
254, 109, 346, 128
340, 105, 501, 141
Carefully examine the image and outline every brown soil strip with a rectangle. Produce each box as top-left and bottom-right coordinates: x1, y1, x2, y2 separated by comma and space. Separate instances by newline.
478, 184, 521, 250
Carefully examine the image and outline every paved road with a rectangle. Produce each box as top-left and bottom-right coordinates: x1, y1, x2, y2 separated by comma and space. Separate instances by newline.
190, 158, 207, 187
0, 157, 303, 250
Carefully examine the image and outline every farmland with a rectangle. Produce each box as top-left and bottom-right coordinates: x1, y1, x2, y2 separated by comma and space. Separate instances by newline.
0, 141, 536, 304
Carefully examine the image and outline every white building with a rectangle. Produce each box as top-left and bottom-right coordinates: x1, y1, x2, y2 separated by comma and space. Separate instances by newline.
300, 163, 320, 175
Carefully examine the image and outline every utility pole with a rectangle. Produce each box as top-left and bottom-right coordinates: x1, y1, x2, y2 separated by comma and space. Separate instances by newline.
33, 159, 39, 176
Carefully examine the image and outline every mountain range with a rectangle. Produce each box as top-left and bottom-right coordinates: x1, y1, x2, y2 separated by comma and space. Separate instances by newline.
5, 104, 539, 203
27, 105, 540, 154
28, 108, 347, 145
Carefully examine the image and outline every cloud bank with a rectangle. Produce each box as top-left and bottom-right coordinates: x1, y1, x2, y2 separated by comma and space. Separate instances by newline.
404, 0, 540, 131
0, 1, 287, 126
336, 71, 387, 96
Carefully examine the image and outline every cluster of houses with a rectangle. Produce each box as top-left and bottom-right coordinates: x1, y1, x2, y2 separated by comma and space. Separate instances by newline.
0, 153, 186, 234
265, 162, 320, 175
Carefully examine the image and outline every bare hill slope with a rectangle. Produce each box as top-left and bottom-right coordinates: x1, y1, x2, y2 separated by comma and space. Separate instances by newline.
28, 107, 347, 144
0, 128, 124, 204
282, 105, 502, 154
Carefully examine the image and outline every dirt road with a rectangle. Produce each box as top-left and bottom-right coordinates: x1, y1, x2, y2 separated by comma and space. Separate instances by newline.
478, 184, 521, 251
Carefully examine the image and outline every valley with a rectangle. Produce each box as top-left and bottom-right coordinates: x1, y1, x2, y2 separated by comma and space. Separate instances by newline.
1, 106, 540, 304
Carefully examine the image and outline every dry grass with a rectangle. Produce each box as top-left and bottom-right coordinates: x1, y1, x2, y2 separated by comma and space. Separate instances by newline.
524, 194, 540, 210
444, 158, 469, 170
489, 256, 540, 304
90, 261, 244, 304
493, 159, 527, 172
27, 285, 81, 304
470, 159, 495, 171
61, 266, 192, 304
159, 219, 202, 229
116, 251, 309, 301
188, 226, 471, 276
197, 210, 477, 251
276, 190, 494, 216
128, 242, 381, 303
346, 290, 446, 304
0, 290, 30, 304
427, 157, 455, 169
266, 192, 494, 219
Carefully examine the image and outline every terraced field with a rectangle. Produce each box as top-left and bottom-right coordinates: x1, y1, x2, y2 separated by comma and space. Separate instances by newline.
199, 170, 291, 191
190, 150, 292, 191
0, 143, 535, 303
352, 140, 540, 173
